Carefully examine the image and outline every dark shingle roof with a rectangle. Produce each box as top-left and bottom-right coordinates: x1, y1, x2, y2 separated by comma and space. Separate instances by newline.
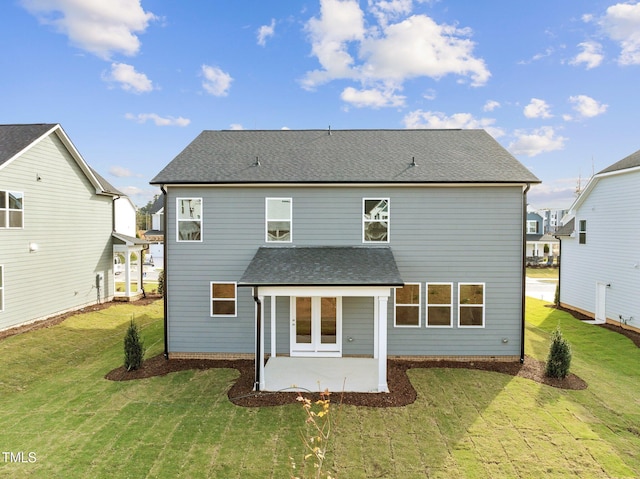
238, 246, 404, 287
151, 129, 540, 185
90, 167, 125, 196
0, 124, 57, 168
554, 218, 575, 237
598, 148, 640, 175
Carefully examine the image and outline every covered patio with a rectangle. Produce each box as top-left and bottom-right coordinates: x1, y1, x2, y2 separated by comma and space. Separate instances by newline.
238, 246, 404, 393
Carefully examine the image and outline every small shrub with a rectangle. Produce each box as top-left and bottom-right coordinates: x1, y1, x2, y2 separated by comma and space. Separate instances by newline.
124, 319, 145, 371
157, 270, 165, 297
554, 283, 559, 305
545, 327, 572, 378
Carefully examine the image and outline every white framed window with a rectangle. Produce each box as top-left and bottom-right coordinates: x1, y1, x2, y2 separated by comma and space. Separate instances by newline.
210, 282, 237, 317
458, 283, 485, 327
0, 191, 24, 228
426, 283, 453, 327
0, 265, 4, 312
579, 220, 587, 244
176, 198, 202, 242
266, 198, 292, 242
526, 220, 538, 234
363, 198, 389, 243
394, 283, 420, 327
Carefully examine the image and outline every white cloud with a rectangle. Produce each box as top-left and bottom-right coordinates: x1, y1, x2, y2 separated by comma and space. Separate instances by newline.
599, 2, 640, 65
257, 19, 276, 46
341, 85, 405, 108
524, 98, 553, 119
201, 65, 233, 96
508, 127, 566, 157
483, 100, 500, 112
570, 41, 604, 69
109, 166, 134, 177
402, 110, 504, 138
20, 0, 156, 59
568, 94, 608, 118
302, 0, 489, 93
104, 62, 153, 93
528, 178, 580, 209
125, 113, 190, 126
229, 123, 244, 130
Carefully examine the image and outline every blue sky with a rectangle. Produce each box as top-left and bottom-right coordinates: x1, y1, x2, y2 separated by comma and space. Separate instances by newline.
2, 0, 639, 210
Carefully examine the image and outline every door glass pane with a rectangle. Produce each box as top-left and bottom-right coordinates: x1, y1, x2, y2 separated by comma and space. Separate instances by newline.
320, 297, 337, 344
296, 297, 312, 344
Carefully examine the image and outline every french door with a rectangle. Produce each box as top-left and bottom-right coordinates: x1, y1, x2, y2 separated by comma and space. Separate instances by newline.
291, 296, 342, 356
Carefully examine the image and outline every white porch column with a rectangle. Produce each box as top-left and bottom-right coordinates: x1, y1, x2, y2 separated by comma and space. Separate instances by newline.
259, 294, 266, 391
270, 295, 276, 358
124, 250, 132, 296
373, 297, 379, 359
377, 295, 389, 393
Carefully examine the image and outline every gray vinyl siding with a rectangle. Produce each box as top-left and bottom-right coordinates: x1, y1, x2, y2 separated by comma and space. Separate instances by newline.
165, 185, 524, 357
0, 134, 114, 331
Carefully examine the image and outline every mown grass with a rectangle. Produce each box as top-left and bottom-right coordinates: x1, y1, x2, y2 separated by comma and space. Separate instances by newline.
526, 267, 559, 280
0, 298, 638, 478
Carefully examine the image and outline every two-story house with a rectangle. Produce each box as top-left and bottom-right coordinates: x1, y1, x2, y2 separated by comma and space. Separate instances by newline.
556, 148, 640, 332
150, 129, 540, 392
0, 123, 148, 332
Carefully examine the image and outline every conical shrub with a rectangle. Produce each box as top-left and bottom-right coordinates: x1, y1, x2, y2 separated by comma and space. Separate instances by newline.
124, 319, 145, 371
545, 327, 572, 378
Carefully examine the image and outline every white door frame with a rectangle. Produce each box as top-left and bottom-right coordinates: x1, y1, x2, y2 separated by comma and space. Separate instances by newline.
595, 282, 607, 323
290, 296, 342, 357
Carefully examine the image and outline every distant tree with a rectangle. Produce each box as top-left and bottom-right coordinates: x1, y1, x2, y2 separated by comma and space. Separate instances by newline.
136, 194, 159, 231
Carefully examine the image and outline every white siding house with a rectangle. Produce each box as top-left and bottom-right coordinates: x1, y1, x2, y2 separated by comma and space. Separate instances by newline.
557, 149, 640, 332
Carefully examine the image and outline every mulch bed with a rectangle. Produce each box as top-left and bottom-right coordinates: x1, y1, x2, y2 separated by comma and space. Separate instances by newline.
105, 354, 588, 408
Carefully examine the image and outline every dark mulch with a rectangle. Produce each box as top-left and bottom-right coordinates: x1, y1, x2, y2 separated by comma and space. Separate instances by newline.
105, 354, 587, 408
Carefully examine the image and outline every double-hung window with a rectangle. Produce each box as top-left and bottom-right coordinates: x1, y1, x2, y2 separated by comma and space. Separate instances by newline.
426, 283, 453, 327
458, 283, 485, 327
210, 282, 237, 317
0, 191, 24, 228
177, 198, 202, 241
394, 283, 420, 327
266, 198, 292, 242
579, 220, 587, 244
363, 198, 389, 242
526, 220, 538, 234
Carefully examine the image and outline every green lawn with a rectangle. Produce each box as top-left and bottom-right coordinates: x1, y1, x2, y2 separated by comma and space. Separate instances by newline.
0, 298, 638, 478
526, 267, 559, 280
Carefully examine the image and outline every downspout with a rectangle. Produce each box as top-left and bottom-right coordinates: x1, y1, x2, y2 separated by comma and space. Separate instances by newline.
253, 288, 262, 391
161, 185, 169, 360
521, 183, 531, 364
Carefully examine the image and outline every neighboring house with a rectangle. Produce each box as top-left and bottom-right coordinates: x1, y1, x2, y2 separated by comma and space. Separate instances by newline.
556, 149, 640, 332
0, 124, 128, 331
150, 129, 540, 392
525, 211, 559, 264
143, 195, 164, 269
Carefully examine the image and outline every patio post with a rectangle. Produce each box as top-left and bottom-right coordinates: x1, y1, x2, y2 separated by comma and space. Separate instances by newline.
377, 295, 389, 392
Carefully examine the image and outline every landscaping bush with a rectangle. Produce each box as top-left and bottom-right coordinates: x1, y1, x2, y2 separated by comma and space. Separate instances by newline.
124, 319, 145, 371
545, 327, 572, 378
157, 269, 165, 297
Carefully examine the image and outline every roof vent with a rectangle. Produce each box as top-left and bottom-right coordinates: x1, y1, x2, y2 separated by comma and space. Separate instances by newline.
254, 156, 261, 167
410, 157, 417, 167
328, 125, 331, 136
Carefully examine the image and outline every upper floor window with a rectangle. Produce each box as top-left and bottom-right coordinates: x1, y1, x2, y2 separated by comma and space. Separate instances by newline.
0, 265, 4, 312
0, 191, 24, 228
394, 283, 421, 327
526, 220, 538, 234
363, 198, 389, 242
458, 283, 485, 327
426, 283, 453, 327
579, 220, 587, 244
266, 198, 292, 242
177, 198, 202, 242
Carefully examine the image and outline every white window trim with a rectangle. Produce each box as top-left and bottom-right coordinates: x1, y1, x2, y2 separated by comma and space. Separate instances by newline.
0, 265, 4, 312
265, 197, 292, 243
458, 282, 485, 328
579, 219, 587, 244
176, 197, 203, 243
426, 282, 453, 328
363, 197, 390, 243
210, 281, 237, 317
394, 283, 421, 328
526, 220, 538, 234
0, 190, 24, 229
